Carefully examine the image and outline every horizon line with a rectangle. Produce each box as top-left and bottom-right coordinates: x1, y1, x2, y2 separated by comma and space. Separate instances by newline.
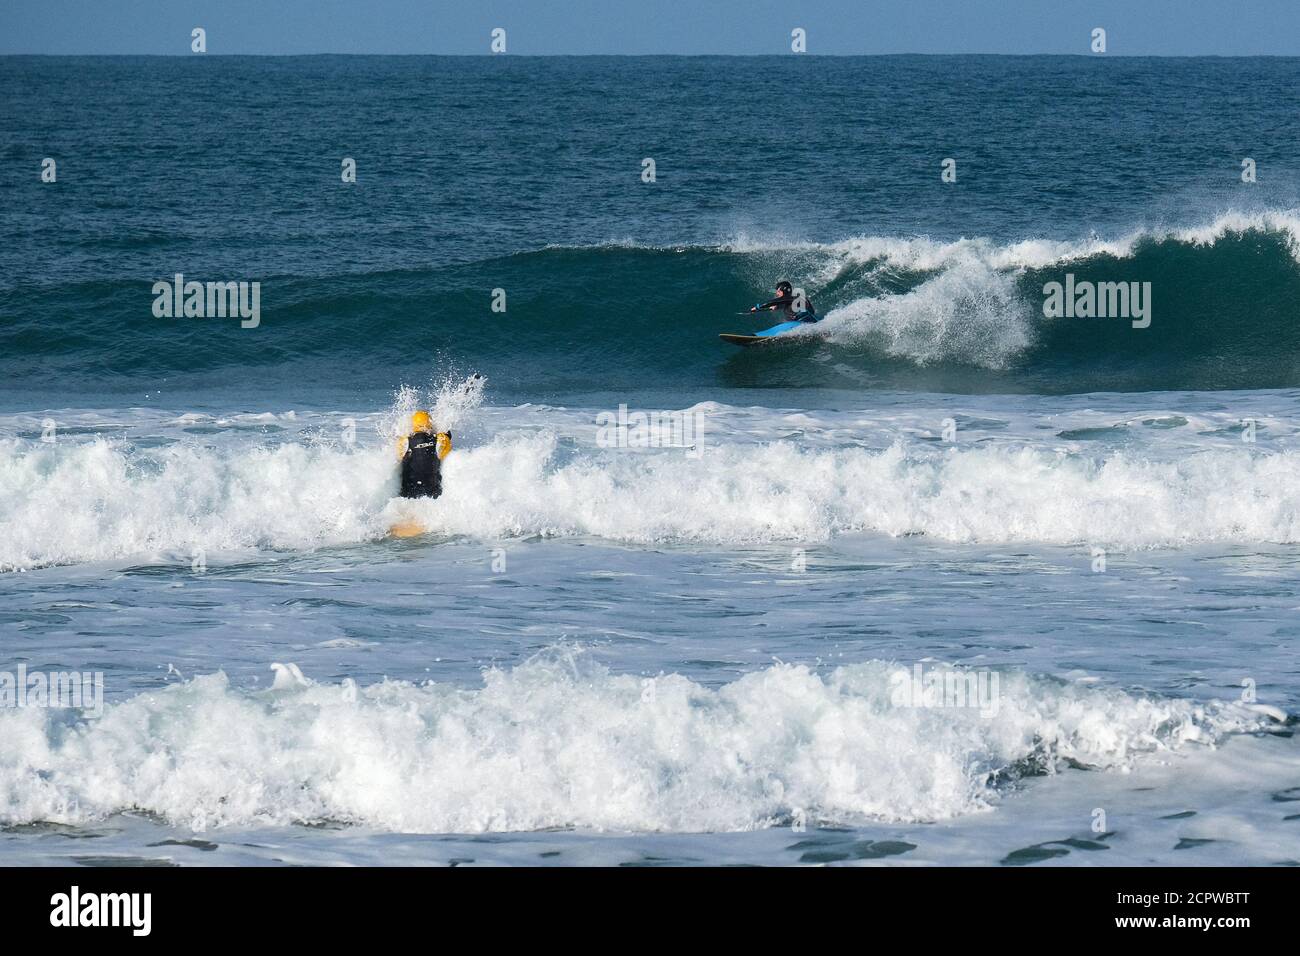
2, 51, 1297, 58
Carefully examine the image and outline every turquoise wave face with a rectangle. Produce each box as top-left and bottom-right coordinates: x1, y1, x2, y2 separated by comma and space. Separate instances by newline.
5, 224, 1300, 398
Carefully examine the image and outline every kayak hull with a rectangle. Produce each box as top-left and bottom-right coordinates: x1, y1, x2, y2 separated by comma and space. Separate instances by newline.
719, 320, 805, 346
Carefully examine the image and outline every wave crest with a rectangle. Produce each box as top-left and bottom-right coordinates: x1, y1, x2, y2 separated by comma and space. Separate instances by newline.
4, 417, 1299, 570
0, 653, 1270, 832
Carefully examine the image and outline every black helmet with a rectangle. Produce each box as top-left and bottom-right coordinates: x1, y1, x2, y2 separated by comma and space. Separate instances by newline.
776, 280, 793, 296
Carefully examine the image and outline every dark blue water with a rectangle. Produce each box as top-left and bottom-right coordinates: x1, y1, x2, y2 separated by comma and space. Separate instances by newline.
4, 55, 1300, 405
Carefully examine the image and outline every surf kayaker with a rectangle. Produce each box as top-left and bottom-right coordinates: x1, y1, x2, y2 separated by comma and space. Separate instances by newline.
397, 410, 452, 499
750, 280, 818, 322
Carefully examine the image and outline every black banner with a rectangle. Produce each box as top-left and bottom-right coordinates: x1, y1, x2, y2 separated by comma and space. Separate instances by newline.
0, 866, 1282, 940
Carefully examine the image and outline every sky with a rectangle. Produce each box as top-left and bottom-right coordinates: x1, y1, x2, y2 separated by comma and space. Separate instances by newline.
1, 0, 1298, 56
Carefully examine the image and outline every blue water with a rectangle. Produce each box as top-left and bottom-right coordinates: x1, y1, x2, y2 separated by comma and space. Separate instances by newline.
1, 56, 1298, 866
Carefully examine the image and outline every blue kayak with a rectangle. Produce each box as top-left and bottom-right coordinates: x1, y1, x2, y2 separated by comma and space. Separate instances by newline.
719, 320, 804, 346
754, 320, 802, 337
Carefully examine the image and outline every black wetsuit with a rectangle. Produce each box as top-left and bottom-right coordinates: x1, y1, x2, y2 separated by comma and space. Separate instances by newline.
399, 430, 442, 499
759, 292, 817, 322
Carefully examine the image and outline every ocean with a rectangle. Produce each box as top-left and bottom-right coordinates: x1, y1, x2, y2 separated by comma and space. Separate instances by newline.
1, 54, 1298, 867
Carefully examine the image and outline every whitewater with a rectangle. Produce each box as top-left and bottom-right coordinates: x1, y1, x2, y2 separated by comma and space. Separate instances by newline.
3, 387, 1298, 571
3, 384, 1298, 865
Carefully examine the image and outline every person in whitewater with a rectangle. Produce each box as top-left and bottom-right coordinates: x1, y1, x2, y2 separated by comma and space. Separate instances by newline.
397, 410, 452, 499
749, 280, 818, 322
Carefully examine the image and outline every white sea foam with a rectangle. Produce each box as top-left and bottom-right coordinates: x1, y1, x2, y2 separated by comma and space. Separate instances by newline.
2, 418, 1298, 570
0, 436, 394, 570
723, 207, 1300, 269
0, 653, 1271, 833
815, 260, 1033, 366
